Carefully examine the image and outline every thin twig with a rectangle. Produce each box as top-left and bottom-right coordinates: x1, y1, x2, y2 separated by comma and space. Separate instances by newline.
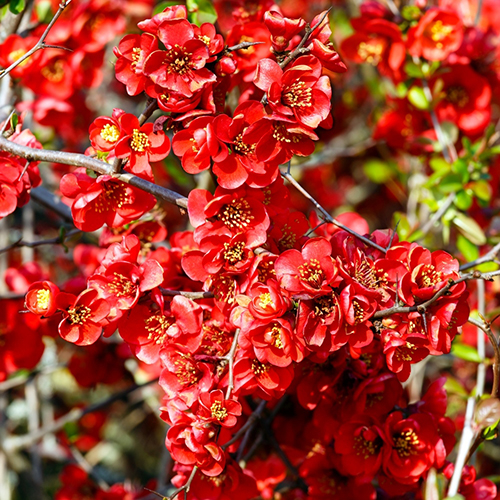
160, 288, 214, 300
3, 378, 158, 452
0, 228, 81, 255
224, 330, 240, 399
460, 241, 500, 272
282, 171, 386, 253
226, 41, 264, 52
474, 0, 484, 25
222, 399, 267, 450
420, 192, 456, 237
0, 1, 73, 80
373, 270, 500, 319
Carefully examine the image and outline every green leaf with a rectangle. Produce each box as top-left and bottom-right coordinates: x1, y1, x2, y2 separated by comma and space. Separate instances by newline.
35, 0, 53, 22
444, 375, 468, 397
471, 180, 492, 203
441, 121, 459, 147
404, 61, 424, 78
9, 0, 25, 14
363, 159, 394, 184
408, 86, 429, 110
454, 190, 472, 211
153, 1, 179, 15
429, 157, 450, 174
186, 0, 217, 25
393, 212, 410, 240
451, 158, 469, 181
439, 173, 463, 193
477, 261, 499, 273
0, 0, 10, 7
453, 213, 486, 245
451, 342, 482, 363
9, 112, 18, 130
457, 234, 479, 262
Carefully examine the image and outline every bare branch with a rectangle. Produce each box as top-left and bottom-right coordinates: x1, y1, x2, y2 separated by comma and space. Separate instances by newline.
160, 288, 214, 300
226, 41, 264, 52
0, 135, 188, 209
0, 228, 81, 255
460, 241, 500, 272
224, 330, 240, 400
282, 171, 386, 253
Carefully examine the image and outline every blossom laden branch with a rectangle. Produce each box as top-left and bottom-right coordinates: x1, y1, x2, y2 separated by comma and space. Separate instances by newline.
0, 0, 73, 80
0, 228, 81, 255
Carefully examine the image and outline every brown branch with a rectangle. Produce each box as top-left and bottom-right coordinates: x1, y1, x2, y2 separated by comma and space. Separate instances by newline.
224, 329, 240, 399
460, 241, 500, 272
226, 41, 264, 52
282, 171, 386, 253
0, 135, 188, 209
0, 228, 81, 255
165, 465, 198, 500
372, 270, 500, 320
222, 400, 267, 450
279, 8, 332, 69
0, 0, 73, 80
31, 186, 74, 222
3, 378, 158, 452
160, 288, 214, 300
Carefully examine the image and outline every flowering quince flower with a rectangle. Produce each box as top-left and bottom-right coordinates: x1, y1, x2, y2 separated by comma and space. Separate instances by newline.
263, 10, 306, 53
197, 390, 242, 428
114, 112, 171, 178
88, 259, 164, 316
56, 289, 110, 346
274, 237, 339, 299
0, 34, 42, 79
172, 115, 228, 175
193, 23, 224, 62
118, 293, 203, 363
137, 4, 188, 35
88, 109, 125, 152
142, 18, 216, 97
443, 464, 497, 500
334, 417, 385, 476
431, 65, 492, 136
254, 55, 332, 129
407, 7, 464, 61
113, 32, 159, 96
340, 18, 406, 82
60, 168, 156, 232
25, 281, 60, 316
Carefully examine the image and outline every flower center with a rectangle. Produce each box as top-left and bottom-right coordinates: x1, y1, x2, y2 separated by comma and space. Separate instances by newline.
223, 241, 246, 265
418, 264, 443, 288
130, 129, 150, 153
357, 41, 383, 65
252, 359, 270, 375
271, 325, 283, 349
259, 292, 274, 308
108, 273, 137, 298
394, 429, 419, 457
298, 259, 325, 288
233, 132, 256, 156
446, 85, 469, 108
173, 355, 199, 386
41, 60, 64, 82
210, 400, 228, 421
36, 289, 51, 310
100, 124, 120, 143
165, 45, 194, 75
283, 81, 312, 108
67, 305, 92, 325
219, 199, 254, 229
145, 314, 171, 344
313, 294, 335, 317
429, 20, 454, 42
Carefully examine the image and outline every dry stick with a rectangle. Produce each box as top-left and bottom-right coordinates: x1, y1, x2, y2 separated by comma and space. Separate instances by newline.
460, 241, 500, 272
0, 135, 188, 209
475, 0, 484, 25
0, 0, 73, 80
160, 288, 214, 300
70, 445, 110, 491
31, 186, 74, 222
0, 364, 64, 392
0, 228, 81, 255
152, 465, 198, 500
3, 378, 158, 452
224, 329, 240, 399
282, 171, 386, 253
476, 280, 487, 397
373, 270, 500, 319
226, 41, 264, 52
419, 192, 456, 237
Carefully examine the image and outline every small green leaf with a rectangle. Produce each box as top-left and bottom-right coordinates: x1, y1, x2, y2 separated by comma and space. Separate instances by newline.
441, 121, 459, 147
9, 112, 18, 130
35, 0, 53, 22
408, 86, 429, 110
444, 375, 468, 397
186, 0, 217, 25
429, 157, 450, 174
9, 0, 25, 14
471, 180, 492, 203
363, 159, 394, 184
439, 173, 463, 193
457, 234, 479, 262
404, 61, 424, 78
153, 1, 179, 14
443, 495, 465, 500
454, 190, 472, 211
451, 342, 482, 363
482, 422, 499, 440
453, 213, 486, 245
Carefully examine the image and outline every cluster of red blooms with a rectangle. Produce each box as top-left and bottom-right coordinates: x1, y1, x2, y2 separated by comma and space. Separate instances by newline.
2, 0, 500, 498
339, 1, 498, 149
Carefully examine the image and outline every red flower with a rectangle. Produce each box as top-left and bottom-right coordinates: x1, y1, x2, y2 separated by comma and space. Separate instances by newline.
113, 33, 158, 96
25, 281, 60, 316
60, 168, 156, 232
114, 112, 171, 178
263, 10, 305, 53
143, 18, 216, 97
197, 390, 242, 428
407, 8, 464, 61
56, 289, 110, 346
255, 55, 332, 129
88, 109, 125, 152
274, 237, 338, 299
